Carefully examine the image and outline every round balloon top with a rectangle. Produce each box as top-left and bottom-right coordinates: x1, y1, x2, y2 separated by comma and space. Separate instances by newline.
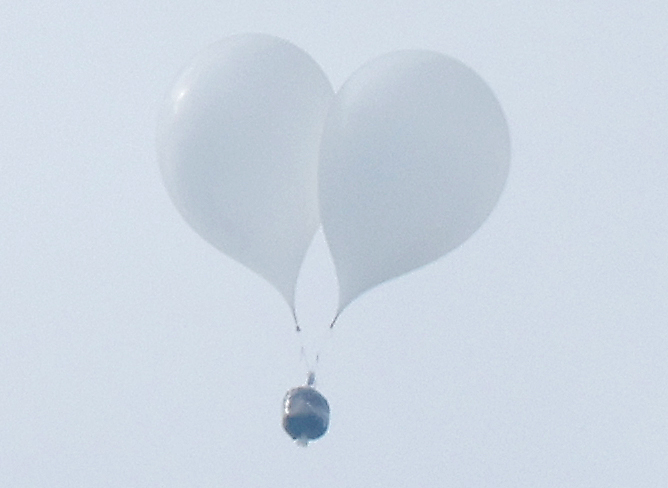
157, 34, 334, 312
318, 50, 511, 314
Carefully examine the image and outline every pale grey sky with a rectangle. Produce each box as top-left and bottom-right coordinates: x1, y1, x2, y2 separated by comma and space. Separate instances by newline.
1, 2, 667, 486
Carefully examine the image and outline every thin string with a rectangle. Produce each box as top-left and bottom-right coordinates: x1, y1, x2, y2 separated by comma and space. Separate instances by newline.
294, 308, 339, 380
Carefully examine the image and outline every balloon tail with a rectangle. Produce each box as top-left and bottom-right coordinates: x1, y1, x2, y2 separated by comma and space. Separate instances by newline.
329, 310, 342, 329
292, 307, 301, 333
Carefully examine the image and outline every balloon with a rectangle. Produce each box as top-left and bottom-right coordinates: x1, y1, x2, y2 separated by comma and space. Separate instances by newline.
157, 34, 334, 313
318, 50, 510, 315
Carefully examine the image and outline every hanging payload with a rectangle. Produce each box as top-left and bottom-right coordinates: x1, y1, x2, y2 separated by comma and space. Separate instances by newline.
282, 373, 330, 446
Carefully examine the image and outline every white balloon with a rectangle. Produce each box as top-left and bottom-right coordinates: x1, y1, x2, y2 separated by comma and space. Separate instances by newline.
319, 50, 510, 314
157, 34, 334, 312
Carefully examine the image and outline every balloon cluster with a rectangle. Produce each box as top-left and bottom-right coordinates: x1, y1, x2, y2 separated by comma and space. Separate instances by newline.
157, 33, 510, 327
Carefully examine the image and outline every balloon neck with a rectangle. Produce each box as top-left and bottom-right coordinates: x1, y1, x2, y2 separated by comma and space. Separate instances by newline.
306, 371, 316, 386
329, 310, 342, 329
292, 307, 301, 333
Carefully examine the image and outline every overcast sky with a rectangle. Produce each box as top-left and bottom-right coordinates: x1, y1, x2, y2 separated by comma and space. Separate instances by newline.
2, 2, 667, 486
